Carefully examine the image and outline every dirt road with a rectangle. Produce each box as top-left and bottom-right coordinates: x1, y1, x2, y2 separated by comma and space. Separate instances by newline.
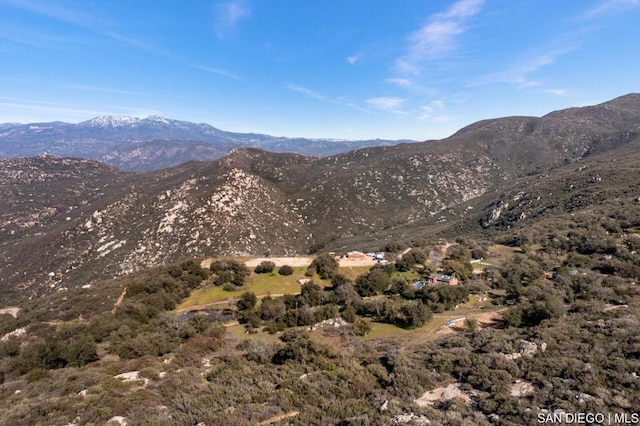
202, 255, 378, 269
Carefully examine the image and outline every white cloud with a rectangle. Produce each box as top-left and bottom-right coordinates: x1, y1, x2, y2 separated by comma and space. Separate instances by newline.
366, 97, 405, 110
346, 55, 360, 65
395, 0, 484, 75
213, 0, 251, 38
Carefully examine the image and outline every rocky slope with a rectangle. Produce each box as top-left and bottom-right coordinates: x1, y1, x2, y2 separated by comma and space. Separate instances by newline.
1, 94, 640, 304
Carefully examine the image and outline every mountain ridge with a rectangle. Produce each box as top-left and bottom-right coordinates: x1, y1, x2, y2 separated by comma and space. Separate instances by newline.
0, 114, 413, 171
2, 94, 640, 304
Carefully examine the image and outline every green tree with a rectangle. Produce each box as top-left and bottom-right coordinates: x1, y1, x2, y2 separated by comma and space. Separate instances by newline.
309, 254, 339, 279
396, 249, 426, 272
260, 296, 287, 322
300, 282, 323, 306
355, 269, 391, 297
237, 292, 258, 311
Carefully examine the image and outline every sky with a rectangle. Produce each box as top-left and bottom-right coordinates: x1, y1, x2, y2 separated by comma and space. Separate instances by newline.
1, 0, 639, 140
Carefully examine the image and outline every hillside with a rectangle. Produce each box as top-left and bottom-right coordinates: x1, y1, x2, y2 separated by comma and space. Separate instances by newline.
0, 115, 411, 171
1, 94, 640, 304
2, 95, 640, 425
1, 193, 639, 425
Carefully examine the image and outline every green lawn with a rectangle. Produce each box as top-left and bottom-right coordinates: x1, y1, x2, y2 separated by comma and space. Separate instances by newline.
176, 267, 333, 311
364, 294, 503, 342
337, 266, 372, 280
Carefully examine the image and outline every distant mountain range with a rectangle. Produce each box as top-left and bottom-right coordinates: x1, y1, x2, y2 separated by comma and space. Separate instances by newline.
1, 93, 640, 304
0, 115, 414, 171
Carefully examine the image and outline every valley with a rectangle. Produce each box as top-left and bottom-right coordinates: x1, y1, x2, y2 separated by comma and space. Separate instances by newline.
1, 94, 640, 425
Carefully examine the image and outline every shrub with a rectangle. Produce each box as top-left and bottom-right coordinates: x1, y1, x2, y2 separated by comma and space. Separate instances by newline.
26, 368, 51, 383
64, 336, 99, 367
464, 318, 478, 332
254, 261, 276, 274
341, 305, 356, 323
278, 265, 294, 276
351, 318, 372, 336
210, 260, 250, 286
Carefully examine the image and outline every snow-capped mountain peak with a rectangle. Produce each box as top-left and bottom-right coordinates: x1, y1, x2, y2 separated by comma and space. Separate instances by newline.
79, 115, 142, 128
144, 115, 171, 124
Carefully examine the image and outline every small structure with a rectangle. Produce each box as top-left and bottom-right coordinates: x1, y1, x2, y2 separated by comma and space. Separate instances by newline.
346, 251, 367, 260
413, 281, 426, 290
428, 273, 459, 286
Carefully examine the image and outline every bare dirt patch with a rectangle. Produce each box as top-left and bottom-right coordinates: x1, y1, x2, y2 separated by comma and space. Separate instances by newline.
0, 307, 20, 318
414, 382, 473, 406
112, 287, 127, 314
511, 380, 535, 397
244, 257, 314, 268
258, 411, 300, 425
338, 257, 378, 267
436, 309, 506, 335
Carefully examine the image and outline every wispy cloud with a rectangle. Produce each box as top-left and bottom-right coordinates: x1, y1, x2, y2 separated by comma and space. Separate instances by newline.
468, 49, 570, 88
62, 83, 180, 98
192, 64, 241, 81
386, 78, 413, 88
418, 100, 448, 120
366, 97, 405, 111
213, 0, 251, 38
1, 0, 101, 26
544, 88, 569, 96
395, 0, 484, 75
0, 24, 85, 51
0, 96, 110, 120
0, 0, 163, 53
287, 84, 326, 101
584, 0, 640, 17
288, 84, 369, 112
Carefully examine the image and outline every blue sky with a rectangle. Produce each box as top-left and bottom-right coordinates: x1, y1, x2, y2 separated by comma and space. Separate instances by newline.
1, 0, 639, 140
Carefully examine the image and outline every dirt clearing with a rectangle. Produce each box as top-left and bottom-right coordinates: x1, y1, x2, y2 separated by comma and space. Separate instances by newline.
0, 307, 20, 318
436, 309, 507, 335
244, 257, 314, 267
338, 257, 378, 267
